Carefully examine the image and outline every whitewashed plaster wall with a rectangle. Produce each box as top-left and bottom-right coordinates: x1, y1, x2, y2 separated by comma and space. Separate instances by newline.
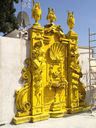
78, 48, 90, 105
78, 47, 96, 106
0, 37, 30, 124
78, 48, 89, 87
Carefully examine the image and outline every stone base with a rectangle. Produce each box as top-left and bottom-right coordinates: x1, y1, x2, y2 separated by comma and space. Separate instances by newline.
50, 109, 67, 118
13, 105, 90, 124
13, 113, 50, 125
68, 105, 90, 114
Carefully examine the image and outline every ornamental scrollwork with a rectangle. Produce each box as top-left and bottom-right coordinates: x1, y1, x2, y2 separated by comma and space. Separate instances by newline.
15, 59, 31, 116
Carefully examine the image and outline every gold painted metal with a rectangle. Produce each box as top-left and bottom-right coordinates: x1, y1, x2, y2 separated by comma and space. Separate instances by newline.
32, 0, 42, 25
67, 10, 75, 30
47, 8, 56, 24
13, 1, 90, 124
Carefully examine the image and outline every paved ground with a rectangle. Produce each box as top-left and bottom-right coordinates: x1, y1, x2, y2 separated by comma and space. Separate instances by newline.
1, 111, 96, 128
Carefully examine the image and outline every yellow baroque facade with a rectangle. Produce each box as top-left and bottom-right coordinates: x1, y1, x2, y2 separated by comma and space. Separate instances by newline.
13, 0, 90, 124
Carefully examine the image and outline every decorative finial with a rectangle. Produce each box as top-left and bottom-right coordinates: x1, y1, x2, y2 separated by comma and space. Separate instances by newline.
47, 8, 56, 24
32, 0, 42, 24
67, 10, 75, 30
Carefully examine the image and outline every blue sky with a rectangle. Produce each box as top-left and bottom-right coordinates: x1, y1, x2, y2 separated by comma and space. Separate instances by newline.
1, 0, 96, 46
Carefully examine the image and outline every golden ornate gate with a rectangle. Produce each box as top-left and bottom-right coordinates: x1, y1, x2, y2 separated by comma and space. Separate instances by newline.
13, 1, 90, 124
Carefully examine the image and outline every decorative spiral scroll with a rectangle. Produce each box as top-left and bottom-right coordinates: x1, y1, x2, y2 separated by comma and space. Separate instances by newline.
15, 59, 31, 117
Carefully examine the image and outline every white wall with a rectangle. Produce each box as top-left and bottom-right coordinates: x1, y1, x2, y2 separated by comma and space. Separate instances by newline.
78, 47, 96, 106
0, 37, 30, 124
78, 48, 89, 87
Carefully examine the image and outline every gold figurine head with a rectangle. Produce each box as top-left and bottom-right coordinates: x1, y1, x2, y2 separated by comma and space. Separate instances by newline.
47, 8, 56, 24
67, 10, 75, 30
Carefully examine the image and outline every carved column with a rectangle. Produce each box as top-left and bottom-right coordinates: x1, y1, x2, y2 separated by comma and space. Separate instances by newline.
66, 30, 79, 112
66, 30, 90, 113
30, 24, 50, 122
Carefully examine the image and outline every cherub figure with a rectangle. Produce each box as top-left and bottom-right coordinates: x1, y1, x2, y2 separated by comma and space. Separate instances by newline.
32, 0, 42, 24
47, 8, 56, 24
67, 10, 75, 30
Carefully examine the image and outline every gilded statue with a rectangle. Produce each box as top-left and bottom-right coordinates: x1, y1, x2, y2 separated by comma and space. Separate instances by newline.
67, 10, 75, 30
47, 8, 56, 24
32, 0, 42, 24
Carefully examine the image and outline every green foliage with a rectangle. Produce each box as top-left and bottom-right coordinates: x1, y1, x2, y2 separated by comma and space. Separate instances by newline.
0, 0, 19, 34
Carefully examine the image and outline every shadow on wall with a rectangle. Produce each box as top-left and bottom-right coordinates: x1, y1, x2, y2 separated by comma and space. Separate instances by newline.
86, 89, 96, 108
13, 92, 17, 118
86, 90, 90, 105
26, 40, 30, 59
